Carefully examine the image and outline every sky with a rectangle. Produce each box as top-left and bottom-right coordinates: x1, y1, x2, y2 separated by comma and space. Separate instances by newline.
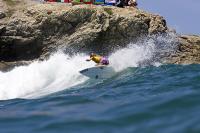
139, 0, 200, 35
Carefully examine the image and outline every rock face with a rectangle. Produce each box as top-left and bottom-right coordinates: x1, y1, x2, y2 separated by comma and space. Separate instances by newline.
0, 0, 199, 71
0, 2, 167, 62
167, 35, 200, 64
0, 60, 31, 72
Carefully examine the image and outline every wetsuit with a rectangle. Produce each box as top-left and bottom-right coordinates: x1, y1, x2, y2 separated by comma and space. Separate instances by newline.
90, 55, 109, 65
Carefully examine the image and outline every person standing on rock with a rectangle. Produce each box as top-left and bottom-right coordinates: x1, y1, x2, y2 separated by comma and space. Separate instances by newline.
116, 0, 137, 8
128, 0, 137, 7
115, 0, 125, 8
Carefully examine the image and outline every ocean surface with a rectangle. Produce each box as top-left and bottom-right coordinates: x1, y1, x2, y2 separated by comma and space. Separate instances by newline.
0, 35, 200, 133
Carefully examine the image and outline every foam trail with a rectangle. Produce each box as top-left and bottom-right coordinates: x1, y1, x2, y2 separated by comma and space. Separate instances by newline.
0, 53, 94, 100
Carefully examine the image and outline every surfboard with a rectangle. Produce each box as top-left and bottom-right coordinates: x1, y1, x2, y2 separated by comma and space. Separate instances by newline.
79, 66, 115, 79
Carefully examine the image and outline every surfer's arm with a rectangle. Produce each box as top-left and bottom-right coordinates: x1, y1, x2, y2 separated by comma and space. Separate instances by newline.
86, 58, 91, 61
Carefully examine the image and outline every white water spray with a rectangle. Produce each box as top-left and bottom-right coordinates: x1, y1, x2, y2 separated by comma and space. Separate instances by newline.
110, 39, 156, 71
0, 53, 95, 100
0, 35, 177, 100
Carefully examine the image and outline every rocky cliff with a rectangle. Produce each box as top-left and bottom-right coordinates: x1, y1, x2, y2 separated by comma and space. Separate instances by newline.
166, 35, 200, 64
0, 0, 199, 71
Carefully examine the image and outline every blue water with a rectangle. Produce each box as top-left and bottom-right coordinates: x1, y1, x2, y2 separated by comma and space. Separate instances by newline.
1, 64, 200, 133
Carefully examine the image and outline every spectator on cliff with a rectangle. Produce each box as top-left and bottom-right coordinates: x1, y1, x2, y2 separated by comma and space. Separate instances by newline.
115, 0, 125, 8
128, 0, 137, 7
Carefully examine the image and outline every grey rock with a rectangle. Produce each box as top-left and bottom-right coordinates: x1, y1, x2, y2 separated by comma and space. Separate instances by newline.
0, 61, 31, 72
0, 25, 6, 35
0, 11, 6, 19
0, 36, 42, 61
166, 35, 200, 64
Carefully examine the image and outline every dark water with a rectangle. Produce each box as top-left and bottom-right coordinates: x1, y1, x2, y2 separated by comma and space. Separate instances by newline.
0, 64, 200, 133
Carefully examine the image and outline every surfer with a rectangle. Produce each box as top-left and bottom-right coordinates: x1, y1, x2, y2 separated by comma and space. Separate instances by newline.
86, 53, 109, 66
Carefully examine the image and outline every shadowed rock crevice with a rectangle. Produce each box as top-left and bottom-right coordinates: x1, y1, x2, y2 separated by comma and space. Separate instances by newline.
0, 36, 43, 61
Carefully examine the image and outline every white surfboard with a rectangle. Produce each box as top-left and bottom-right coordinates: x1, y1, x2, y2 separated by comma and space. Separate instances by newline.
79, 66, 115, 79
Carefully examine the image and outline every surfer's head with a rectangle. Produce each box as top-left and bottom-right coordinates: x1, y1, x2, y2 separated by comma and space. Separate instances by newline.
90, 53, 95, 58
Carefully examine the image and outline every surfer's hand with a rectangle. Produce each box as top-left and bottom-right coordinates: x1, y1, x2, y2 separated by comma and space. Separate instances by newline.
86, 59, 90, 61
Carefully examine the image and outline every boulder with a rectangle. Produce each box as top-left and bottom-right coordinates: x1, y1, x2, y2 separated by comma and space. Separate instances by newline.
166, 35, 200, 64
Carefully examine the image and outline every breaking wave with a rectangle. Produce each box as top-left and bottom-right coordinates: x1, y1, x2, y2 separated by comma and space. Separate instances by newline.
0, 34, 177, 100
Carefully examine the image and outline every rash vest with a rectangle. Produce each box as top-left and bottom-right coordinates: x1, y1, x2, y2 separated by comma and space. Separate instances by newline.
91, 55, 102, 63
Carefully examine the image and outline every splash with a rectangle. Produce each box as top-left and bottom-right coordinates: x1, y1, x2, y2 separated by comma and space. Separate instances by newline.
0, 53, 95, 100
110, 40, 156, 71
0, 34, 177, 100
110, 34, 177, 71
